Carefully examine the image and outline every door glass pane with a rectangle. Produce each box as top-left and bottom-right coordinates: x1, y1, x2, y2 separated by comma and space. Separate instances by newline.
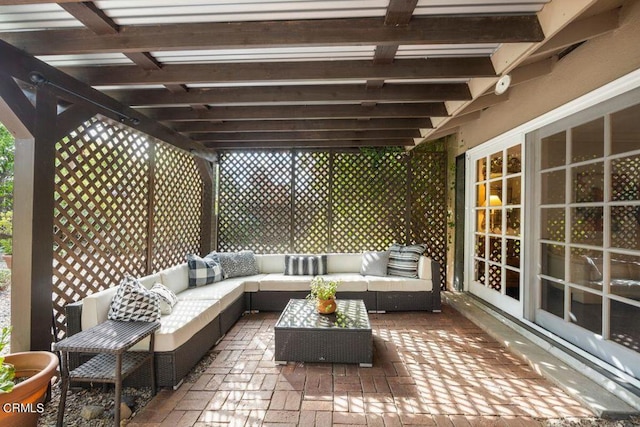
506, 268, 520, 300
476, 183, 487, 206
490, 151, 503, 178
612, 104, 640, 155
541, 170, 565, 204
475, 260, 486, 284
572, 118, 604, 162
541, 279, 564, 318
506, 177, 521, 205
609, 254, 640, 300
506, 145, 521, 174
610, 300, 640, 353
506, 239, 520, 268
570, 289, 602, 335
571, 207, 603, 246
488, 264, 502, 292
475, 234, 486, 258
612, 154, 640, 201
506, 208, 520, 236
572, 163, 604, 203
541, 208, 565, 242
541, 131, 566, 169
569, 248, 603, 288
477, 157, 487, 181
489, 237, 502, 262
541, 243, 565, 280
611, 206, 640, 250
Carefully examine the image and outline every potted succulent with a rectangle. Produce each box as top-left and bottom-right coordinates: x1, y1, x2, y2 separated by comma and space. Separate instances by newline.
0, 327, 59, 427
307, 277, 339, 314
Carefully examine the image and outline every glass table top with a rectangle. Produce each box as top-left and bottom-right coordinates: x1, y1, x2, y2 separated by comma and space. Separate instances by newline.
275, 299, 371, 330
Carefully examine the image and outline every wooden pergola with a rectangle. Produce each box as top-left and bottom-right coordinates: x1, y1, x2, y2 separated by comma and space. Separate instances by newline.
0, 0, 619, 351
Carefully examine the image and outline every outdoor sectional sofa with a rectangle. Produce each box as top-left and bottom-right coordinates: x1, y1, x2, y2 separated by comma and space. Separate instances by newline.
66, 252, 441, 388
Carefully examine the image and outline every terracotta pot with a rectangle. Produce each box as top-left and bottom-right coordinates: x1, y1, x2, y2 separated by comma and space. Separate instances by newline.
2, 255, 11, 270
0, 351, 59, 427
317, 297, 336, 314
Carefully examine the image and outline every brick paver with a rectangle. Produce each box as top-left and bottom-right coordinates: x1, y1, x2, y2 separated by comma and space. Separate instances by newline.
129, 304, 595, 426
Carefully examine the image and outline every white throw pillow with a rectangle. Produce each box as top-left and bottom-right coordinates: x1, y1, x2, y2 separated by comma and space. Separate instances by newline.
150, 282, 178, 315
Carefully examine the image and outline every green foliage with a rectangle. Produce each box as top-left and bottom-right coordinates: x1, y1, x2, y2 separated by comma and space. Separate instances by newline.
359, 146, 403, 168
0, 125, 14, 212
0, 326, 15, 393
0, 270, 10, 290
306, 277, 339, 301
0, 211, 12, 255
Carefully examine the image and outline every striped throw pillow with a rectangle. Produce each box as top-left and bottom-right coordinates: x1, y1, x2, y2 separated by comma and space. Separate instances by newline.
387, 244, 427, 278
284, 254, 327, 276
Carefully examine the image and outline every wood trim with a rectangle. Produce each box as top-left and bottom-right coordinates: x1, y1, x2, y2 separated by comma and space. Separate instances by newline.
55, 105, 96, 141
192, 129, 421, 142
0, 72, 36, 134
60, 2, 119, 35
203, 139, 414, 149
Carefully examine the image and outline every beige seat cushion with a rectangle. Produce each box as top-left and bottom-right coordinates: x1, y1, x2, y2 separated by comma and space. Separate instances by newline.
322, 273, 368, 292
178, 278, 246, 310
160, 263, 189, 295
131, 299, 221, 352
367, 276, 432, 292
240, 274, 267, 292
327, 253, 362, 273
259, 274, 312, 291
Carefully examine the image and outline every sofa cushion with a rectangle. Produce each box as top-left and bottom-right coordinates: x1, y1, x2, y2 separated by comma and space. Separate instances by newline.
417, 256, 433, 281
388, 243, 427, 278
186, 253, 224, 287
285, 254, 327, 275
178, 278, 246, 310
360, 251, 389, 277
217, 250, 259, 278
367, 276, 433, 292
322, 273, 368, 292
138, 273, 162, 289
327, 253, 362, 273
237, 274, 266, 292
81, 286, 119, 330
259, 274, 313, 291
160, 263, 189, 295
150, 282, 179, 315
108, 276, 161, 322
131, 299, 221, 352
257, 254, 286, 274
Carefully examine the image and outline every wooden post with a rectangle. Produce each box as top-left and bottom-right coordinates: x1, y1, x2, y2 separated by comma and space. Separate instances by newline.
196, 156, 215, 255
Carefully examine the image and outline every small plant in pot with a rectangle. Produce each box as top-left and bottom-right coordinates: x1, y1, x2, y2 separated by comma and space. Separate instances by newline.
307, 277, 339, 314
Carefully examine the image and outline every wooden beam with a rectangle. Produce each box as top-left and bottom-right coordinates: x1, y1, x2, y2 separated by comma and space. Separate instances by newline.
0, 72, 35, 134
63, 57, 495, 86
532, 8, 620, 59
60, 2, 119, 35
458, 93, 509, 116
55, 104, 96, 141
386, 0, 419, 26
111, 84, 472, 106
192, 129, 421, 142
142, 103, 449, 121
510, 57, 556, 86
2, 15, 545, 55
204, 139, 414, 149
174, 118, 432, 133
0, 39, 210, 158
124, 52, 162, 71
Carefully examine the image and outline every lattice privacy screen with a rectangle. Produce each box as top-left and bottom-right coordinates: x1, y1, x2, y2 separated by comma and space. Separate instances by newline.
53, 117, 203, 338
218, 146, 448, 288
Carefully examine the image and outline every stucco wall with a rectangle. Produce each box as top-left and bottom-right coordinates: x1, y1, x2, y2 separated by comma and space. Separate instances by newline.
453, 0, 640, 156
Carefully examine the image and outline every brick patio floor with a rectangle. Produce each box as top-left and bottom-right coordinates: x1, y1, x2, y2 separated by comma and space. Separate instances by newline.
128, 303, 594, 426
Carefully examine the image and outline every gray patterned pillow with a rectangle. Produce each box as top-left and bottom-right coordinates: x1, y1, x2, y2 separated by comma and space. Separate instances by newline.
150, 282, 178, 315
108, 276, 160, 322
216, 251, 259, 279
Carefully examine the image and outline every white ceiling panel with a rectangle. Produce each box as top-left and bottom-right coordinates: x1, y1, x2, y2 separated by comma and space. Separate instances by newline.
37, 53, 134, 67
0, 4, 83, 31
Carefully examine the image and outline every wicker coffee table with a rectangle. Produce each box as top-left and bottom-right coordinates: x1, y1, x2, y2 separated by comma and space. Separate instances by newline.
274, 299, 372, 367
